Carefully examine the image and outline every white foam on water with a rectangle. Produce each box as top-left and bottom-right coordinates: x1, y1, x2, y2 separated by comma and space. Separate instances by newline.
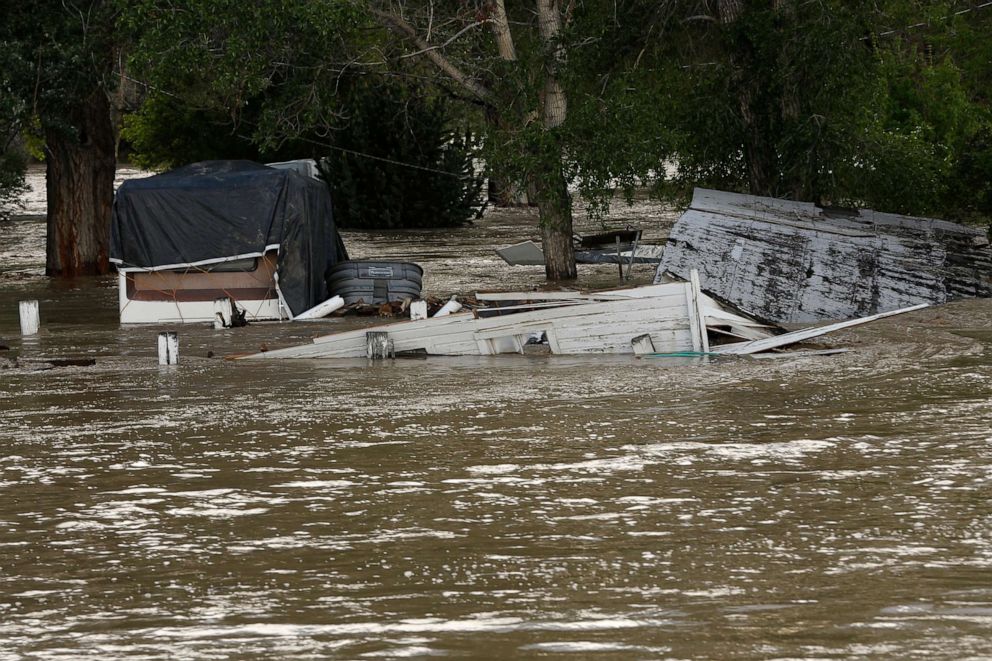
136, 614, 670, 640
271, 480, 357, 489
519, 641, 671, 653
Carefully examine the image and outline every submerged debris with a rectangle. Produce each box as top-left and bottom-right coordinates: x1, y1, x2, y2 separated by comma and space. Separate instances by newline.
1, 357, 96, 371
333, 295, 475, 319
234, 270, 927, 361
657, 188, 992, 324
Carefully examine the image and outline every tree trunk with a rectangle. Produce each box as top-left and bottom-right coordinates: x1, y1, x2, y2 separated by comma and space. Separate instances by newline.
533, 165, 576, 280
720, 0, 781, 197
44, 89, 116, 277
535, 0, 575, 280
739, 86, 777, 196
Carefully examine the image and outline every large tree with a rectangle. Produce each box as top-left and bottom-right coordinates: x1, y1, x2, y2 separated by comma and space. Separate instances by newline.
370, 0, 679, 279
663, 0, 992, 219
125, 0, 679, 280
1, 1, 121, 276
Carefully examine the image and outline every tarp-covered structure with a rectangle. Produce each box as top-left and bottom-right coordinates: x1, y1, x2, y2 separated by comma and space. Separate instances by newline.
111, 160, 348, 317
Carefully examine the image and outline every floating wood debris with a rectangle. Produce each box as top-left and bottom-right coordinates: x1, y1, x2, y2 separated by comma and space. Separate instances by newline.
237, 265, 932, 361
710, 303, 929, 355
158, 332, 179, 365
656, 188, 992, 324
238, 270, 896, 360
1, 357, 97, 371
240, 276, 713, 359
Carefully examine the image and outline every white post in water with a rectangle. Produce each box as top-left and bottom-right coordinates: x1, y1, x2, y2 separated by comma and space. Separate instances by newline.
432, 296, 462, 318
410, 300, 428, 321
19, 300, 39, 336
158, 331, 179, 365
213, 297, 233, 329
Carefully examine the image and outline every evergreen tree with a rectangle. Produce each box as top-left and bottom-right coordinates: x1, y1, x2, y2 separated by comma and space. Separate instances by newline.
318, 81, 484, 229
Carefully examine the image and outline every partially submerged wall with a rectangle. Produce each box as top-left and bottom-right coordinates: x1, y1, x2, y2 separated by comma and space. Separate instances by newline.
656, 188, 992, 324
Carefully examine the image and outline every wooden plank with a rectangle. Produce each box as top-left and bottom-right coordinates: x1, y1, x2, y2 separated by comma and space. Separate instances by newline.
475, 281, 688, 303
475, 294, 696, 356
312, 312, 476, 345
474, 296, 689, 338
689, 270, 709, 353
476, 290, 585, 301
711, 303, 929, 355
240, 313, 481, 359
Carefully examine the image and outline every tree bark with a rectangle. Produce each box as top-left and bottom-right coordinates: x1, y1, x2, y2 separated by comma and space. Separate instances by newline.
719, 0, 778, 196
44, 89, 116, 277
739, 86, 777, 196
533, 165, 576, 280
535, 0, 575, 280
490, 0, 517, 61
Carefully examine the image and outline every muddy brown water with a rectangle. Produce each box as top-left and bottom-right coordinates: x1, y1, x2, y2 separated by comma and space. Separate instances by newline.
1, 168, 991, 659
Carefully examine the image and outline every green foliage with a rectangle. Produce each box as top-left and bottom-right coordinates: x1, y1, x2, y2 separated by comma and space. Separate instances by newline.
122, 95, 262, 170
0, 33, 35, 212
660, 0, 992, 222
121, 0, 371, 149
317, 82, 484, 229
124, 1, 484, 228
120, 0, 992, 234
0, 150, 27, 219
663, 2, 876, 201
1, 0, 118, 139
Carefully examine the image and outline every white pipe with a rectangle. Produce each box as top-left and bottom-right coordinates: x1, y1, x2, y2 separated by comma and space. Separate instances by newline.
432, 297, 462, 317
293, 295, 345, 321
19, 300, 39, 336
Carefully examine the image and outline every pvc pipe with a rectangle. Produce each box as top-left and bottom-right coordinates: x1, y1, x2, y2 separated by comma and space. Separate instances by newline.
19, 300, 39, 336
432, 297, 462, 317
293, 295, 345, 321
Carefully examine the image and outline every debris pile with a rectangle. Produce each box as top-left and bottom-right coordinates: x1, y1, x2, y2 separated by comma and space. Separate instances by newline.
236, 269, 928, 361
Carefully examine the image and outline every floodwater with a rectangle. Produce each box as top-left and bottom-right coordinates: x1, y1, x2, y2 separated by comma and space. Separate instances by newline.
1, 168, 991, 659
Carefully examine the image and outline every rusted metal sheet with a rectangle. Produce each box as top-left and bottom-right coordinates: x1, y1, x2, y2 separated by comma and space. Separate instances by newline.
656, 189, 992, 323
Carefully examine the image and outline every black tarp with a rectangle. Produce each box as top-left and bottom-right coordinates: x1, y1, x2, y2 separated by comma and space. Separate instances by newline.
110, 160, 348, 316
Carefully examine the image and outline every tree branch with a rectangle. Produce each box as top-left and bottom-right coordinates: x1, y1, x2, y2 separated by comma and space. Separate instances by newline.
397, 18, 492, 60
371, 8, 493, 104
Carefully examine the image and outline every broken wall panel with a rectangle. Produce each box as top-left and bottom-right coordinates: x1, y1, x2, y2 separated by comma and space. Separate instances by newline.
656, 188, 992, 324
239, 280, 711, 360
